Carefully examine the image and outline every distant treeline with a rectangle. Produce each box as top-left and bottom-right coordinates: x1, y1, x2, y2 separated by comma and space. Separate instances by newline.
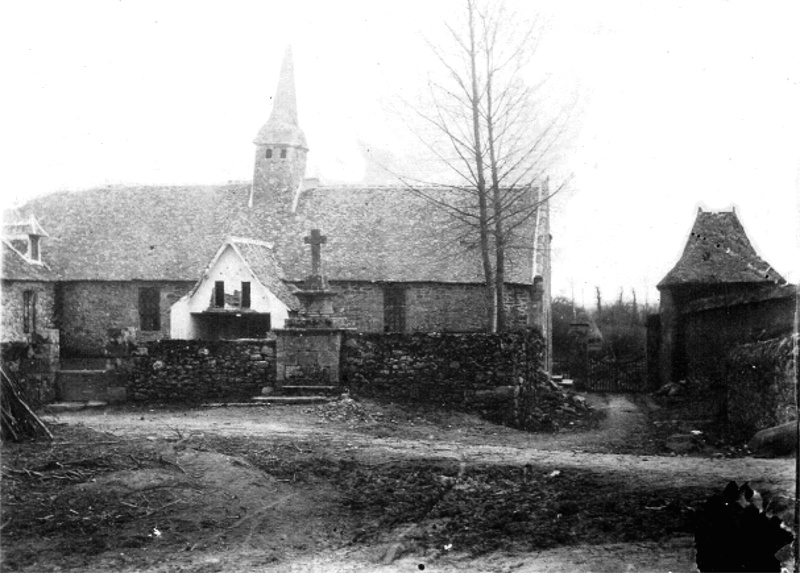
553, 288, 656, 361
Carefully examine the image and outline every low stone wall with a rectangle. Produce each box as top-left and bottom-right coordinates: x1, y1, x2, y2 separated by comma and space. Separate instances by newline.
726, 336, 796, 438
124, 339, 275, 403
341, 329, 545, 428
0, 329, 60, 405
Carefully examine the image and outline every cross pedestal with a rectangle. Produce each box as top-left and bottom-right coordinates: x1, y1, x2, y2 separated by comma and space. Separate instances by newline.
285, 228, 348, 329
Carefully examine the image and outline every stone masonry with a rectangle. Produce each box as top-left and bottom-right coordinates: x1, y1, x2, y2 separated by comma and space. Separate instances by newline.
326, 281, 534, 333
1, 280, 57, 342
124, 339, 274, 403
274, 228, 348, 387
57, 280, 193, 356
275, 330, 342, 385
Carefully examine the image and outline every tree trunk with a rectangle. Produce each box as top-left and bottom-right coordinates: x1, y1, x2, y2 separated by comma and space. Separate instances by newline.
467, 0, 497, 332
484, 40, 505, 332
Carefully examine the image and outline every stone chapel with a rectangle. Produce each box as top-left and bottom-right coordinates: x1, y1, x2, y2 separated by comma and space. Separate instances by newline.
2, 47, 552, 362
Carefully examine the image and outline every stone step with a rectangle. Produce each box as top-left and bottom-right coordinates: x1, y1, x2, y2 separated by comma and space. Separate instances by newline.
278, 385, 342, 397
55, 370, 126, 402
60, 358, 110, 371
45, 401, 108, 412
56, 370, 110, 401
250, 396, 335, 405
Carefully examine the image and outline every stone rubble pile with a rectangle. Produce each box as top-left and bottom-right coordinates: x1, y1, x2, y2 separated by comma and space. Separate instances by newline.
516, 372, 593, 432
304, 396, 382, 425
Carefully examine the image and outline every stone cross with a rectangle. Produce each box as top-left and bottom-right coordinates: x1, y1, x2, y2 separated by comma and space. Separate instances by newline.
304, 229, 327, 276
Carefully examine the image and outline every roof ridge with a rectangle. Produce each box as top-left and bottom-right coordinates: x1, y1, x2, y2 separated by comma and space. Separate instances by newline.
227, 236, 274, 249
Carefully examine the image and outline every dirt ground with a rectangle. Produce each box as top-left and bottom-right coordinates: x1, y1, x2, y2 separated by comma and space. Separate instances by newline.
1, 394, 795, 572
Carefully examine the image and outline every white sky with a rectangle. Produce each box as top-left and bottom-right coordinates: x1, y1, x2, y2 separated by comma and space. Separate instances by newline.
1, 0, 798, 305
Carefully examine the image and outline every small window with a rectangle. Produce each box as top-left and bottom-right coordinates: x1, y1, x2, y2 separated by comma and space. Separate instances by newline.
280, 148, 287, 159
23, 290, 37, 334
241, 282, 251, 308
265, 148, 273, 159
383, 284, 406, 332
138, 288, 161, 332
214, 281, 225, 307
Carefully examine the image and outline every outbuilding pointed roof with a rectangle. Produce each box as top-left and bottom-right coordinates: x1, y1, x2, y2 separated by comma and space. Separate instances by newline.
253, 46, 307, 149
658, 209, 784, 288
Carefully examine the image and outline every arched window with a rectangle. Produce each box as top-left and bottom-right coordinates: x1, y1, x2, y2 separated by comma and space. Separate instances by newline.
265, 148, 273, 159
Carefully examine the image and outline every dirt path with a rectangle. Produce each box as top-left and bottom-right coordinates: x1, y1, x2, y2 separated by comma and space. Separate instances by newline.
49, 396, 793, 494
24, 397, 794, 573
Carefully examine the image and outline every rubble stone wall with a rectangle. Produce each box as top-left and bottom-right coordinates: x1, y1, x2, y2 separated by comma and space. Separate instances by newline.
726, 336, 796, 437
0, 329, 60, 404
341, 329, 556, 429
123, 339, 275, 403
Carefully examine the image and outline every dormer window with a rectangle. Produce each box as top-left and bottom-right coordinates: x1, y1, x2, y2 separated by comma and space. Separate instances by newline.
1, 214, 48, 265
265, 148, 273, 159
29, 236, 40, 261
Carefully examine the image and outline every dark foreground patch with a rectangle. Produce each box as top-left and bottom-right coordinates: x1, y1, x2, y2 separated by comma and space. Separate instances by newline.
4, 424, 788, 571
334, 460, 716, 555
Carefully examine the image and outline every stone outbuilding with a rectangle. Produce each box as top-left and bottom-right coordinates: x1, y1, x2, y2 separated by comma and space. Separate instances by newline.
1, 217, 60, 401
1, 216, 57, 344
653, 208, 794, 386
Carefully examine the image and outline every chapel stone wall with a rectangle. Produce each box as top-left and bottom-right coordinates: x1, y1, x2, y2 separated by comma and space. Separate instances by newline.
58, 281, 193, 356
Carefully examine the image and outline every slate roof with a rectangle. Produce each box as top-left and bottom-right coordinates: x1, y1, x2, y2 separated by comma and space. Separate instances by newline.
228, 238, 301, 311
1, 240, 54, 281
658, 210, 784, 288
8, 183, 539, 285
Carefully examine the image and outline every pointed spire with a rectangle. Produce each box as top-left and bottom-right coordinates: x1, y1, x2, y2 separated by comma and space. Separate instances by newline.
272, 45, 299, 127
254, 46, 307, 149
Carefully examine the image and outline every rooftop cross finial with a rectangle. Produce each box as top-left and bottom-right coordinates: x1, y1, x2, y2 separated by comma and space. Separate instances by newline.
304, 229, 327, 276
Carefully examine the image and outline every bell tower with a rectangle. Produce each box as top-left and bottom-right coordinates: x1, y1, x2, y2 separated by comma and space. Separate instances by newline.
251, 46, 308, 211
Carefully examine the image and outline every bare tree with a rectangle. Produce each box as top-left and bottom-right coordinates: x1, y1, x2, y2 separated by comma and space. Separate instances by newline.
402, 0, 572, 331
595, 286, 602, 318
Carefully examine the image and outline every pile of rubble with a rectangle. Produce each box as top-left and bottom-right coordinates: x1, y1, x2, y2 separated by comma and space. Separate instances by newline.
519, 374, 593, 432
304, 395, 383, 425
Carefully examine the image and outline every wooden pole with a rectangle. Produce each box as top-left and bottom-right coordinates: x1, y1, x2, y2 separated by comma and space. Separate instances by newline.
794, 284, 799, 573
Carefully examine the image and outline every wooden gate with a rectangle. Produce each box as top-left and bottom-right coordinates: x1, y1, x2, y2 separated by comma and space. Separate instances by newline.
585, 355, 646, 393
